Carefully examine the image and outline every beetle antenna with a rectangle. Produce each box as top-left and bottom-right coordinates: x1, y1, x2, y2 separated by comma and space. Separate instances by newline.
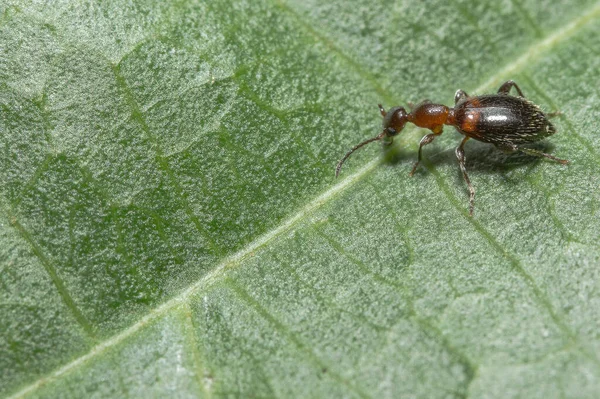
335, 131, 386, 178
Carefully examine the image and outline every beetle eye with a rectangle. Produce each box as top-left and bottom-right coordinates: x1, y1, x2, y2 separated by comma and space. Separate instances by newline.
386, 127, 397, 136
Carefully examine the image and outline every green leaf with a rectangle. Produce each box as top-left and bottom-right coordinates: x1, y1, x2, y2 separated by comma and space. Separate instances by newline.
2, 0, 600, 397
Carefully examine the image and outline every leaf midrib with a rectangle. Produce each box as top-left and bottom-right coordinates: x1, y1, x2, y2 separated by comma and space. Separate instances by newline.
9, 2, 600, 398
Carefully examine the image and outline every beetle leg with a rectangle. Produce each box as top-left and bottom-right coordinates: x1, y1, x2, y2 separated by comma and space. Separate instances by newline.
496, 142, 569, 165
454, 89, 469, 104
497, 80, 525, 97
409, 128, 443, 176
518, 147, 569, 165
494, 142, 518, 153
546, 110, 561, 118
455, 136, 475, 216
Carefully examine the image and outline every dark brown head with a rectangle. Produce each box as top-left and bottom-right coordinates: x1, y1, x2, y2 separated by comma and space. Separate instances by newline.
335, 104, 409, 177
381, 105, 409, 138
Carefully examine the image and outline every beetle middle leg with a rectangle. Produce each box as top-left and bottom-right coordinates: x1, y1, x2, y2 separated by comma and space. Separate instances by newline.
409, 126, 443, 176
497, 80, 525, 97
455, 136, 475, 216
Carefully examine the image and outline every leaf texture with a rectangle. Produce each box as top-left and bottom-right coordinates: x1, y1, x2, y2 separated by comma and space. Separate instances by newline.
2, 0, 600, 398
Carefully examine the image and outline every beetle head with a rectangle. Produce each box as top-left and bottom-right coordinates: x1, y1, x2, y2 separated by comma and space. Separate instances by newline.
335, 104, 408, 178
380, 105, 408, 138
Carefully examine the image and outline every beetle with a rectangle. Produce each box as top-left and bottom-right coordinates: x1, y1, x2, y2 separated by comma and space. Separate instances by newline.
335, 80, 568, 215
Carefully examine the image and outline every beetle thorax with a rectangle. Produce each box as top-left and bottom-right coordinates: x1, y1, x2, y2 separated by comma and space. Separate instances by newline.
408, 103, 450, 129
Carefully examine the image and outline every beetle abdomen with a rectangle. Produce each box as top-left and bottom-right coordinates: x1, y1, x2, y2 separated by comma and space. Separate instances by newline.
454, 94, 555, 144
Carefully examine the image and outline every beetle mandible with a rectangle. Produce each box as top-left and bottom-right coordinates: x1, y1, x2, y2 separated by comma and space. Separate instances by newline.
335, 80, 568, 215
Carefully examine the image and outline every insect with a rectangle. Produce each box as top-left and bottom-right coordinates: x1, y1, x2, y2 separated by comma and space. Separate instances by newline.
335, 80, 568, 215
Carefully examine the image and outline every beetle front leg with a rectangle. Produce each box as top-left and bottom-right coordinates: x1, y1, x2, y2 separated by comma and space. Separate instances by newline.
497, 80, 525, 97
455, 136, 475, 216
409, 127, 443, 176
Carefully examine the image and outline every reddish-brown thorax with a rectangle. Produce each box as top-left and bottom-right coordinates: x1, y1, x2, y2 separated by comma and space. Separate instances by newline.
407, 103, 452, 134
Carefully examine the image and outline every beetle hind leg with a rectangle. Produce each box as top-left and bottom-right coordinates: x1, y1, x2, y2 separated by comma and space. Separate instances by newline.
455, 136, 475, 216
546, 110, 561, 118
518, 147, 569, 165
497, 80, 525, 97
496, 143, 568, 165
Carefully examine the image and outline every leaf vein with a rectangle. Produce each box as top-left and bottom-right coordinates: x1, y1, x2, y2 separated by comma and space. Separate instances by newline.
510, 0, 544, 38
109, 63, 221, 255
225, 277, 372, 399
521, 74, 600, 162
271, 252, 389, 332
9, 2, 600, 397
312, 223, 407, 292
423, 160, 600, 368
270, 0, 395, 106
183, 304, 212, 398
6, 216, 97, 340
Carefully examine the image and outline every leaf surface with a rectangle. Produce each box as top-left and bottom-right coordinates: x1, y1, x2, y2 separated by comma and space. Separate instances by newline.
2, 0, 600, 398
